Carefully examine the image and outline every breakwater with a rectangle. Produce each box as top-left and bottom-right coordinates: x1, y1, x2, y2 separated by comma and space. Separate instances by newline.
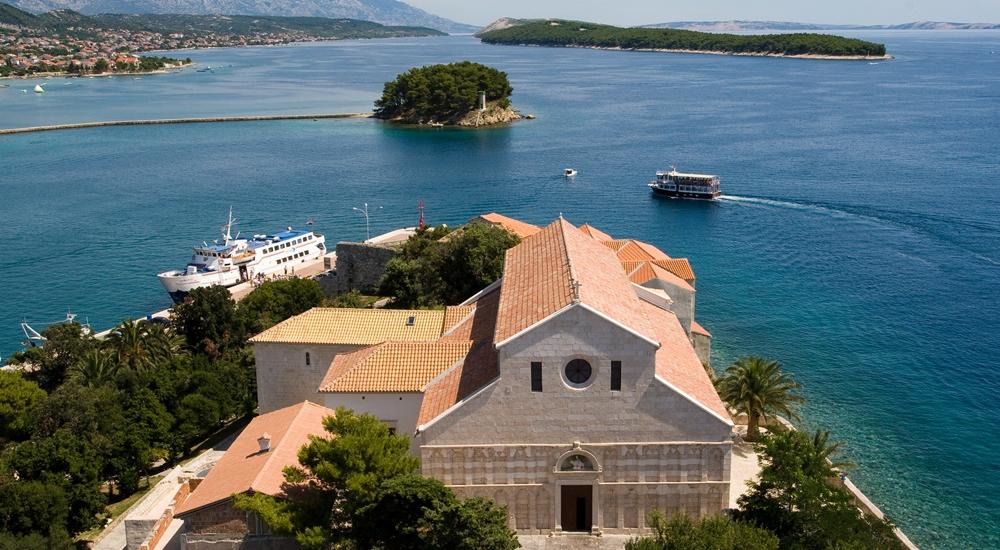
0, 112, 373, 135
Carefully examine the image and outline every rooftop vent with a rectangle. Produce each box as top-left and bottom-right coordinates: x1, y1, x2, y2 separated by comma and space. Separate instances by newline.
406, 315, 416, 326
257, 433, 271, 453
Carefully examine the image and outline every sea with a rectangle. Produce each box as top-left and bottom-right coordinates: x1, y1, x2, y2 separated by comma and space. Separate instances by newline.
1, 32, 998, 548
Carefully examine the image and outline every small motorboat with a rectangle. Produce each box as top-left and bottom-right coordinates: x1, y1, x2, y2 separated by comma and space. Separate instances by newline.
33, 84, 45, 93
564, 168, 578, 177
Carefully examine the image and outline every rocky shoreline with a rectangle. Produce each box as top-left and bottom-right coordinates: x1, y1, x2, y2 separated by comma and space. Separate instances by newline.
385, 103, 524, 128
501, 43, 893, 61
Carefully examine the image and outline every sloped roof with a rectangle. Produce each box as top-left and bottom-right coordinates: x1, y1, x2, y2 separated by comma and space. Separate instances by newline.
620, 258, 696, 285
641, 301, 730, 422
626, 261, 695, 292
175, 401, 334, 516
601, 239, 670, 262
475, 213, 541, 239
320, 341, 474, 393
249, 308, 446, 345
578, 223, 613, 241
418, 286, 501, 427
443, 305, 476, 334
691, 320, 712, 337
494, 218, 659, 346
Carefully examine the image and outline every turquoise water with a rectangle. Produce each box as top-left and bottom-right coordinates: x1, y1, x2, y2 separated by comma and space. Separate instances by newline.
2, 33, 998, 548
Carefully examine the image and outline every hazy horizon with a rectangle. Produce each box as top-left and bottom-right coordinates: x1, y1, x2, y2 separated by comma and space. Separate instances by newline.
405, 0, 1000, 27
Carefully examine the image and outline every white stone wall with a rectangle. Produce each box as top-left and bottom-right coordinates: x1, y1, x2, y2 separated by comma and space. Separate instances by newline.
416, 306, 732, 535
420, 306, 731, 444
641, 279, 695, 335
253, 342, 361, 413
420, 442, 731, 535
321, 392, 423, 451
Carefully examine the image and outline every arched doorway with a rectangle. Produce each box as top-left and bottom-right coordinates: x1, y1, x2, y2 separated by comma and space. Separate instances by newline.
553, 446, 602, 534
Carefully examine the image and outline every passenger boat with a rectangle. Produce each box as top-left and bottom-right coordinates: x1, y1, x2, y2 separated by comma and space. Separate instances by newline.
157, 208, 326, 302
648, 167, 721, 200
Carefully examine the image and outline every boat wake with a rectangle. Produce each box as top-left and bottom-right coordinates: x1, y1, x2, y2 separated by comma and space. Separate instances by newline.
719, 195, 1000, 267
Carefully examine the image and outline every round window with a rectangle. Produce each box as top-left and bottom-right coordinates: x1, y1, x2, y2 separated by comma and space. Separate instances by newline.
564, 359, 593, 386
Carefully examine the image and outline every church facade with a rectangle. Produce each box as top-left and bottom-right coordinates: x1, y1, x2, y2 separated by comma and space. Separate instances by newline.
251, 215, 734, 537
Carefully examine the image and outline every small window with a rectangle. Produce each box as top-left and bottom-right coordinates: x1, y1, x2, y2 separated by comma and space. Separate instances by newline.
531, 362, 542, 392
305, 352, 311, 366
611, 361, 621, 391
406, 315, 416, 326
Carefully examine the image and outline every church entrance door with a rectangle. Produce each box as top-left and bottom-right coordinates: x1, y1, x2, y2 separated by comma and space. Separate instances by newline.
560, 485, 592, 532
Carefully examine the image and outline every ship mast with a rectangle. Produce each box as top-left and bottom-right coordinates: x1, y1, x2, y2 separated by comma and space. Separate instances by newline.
222, 207, 238, 246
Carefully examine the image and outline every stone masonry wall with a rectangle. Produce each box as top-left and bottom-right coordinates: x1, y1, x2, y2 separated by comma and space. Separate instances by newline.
419, 306, 733, 445
420, 442, 730, 535
254, 343, 360, 413
332, 242, 399, 294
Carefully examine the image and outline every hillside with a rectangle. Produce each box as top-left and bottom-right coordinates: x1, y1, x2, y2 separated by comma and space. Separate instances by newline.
641, 20, 1000, 31
0, 4, 445, 38
479, 19, 888, 59
6, 0, 477, 33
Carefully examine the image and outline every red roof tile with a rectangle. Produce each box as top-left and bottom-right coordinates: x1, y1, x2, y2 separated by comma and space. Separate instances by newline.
578, 223, 613, 241
475, 213, 541, 239
175, 401, 335, 516
641, 302, 729, 421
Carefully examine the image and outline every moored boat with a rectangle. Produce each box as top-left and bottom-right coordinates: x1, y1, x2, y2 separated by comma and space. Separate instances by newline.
648, 167, 720, 200
157, 209, 326, 302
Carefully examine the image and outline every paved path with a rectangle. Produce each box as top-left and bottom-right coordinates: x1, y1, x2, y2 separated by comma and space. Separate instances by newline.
93, 434, 236, 550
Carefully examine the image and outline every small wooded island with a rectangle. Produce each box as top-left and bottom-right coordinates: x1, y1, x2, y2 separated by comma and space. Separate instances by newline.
478, 19, 889, 60
374, 61, 521, 127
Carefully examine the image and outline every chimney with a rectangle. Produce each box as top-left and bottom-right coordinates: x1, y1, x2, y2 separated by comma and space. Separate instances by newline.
257, 433, 271, 453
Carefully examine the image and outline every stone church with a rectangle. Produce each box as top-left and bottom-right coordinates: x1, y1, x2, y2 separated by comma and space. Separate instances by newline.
250, 215, 734, 538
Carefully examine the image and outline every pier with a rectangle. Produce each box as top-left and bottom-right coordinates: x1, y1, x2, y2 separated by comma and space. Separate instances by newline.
92, 252, 336, 340
0, 112, 373, 136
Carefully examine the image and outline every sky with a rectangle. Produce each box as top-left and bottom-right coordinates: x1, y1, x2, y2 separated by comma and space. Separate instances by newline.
404, 0, 1000, 27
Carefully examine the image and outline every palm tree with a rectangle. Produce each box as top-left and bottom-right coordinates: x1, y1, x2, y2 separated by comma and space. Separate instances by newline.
145, 323, 185, 361
717, 356, 803, 441
107, 319, 157, 373
806, 429, 854, 475
70, 349, 119, 387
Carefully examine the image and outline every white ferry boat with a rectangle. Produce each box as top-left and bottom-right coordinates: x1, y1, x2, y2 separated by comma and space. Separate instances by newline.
157, 209, 326, 302
648, 167, 721, 200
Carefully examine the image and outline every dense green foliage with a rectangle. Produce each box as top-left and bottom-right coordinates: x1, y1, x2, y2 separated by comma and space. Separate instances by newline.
735, 427, 903, 549
378, 223, 519, 307
238, 278, 326, 334
480, 20, 887, 57
625, 513, 779, 550
0, 3, 443, 39
0, 277, 327, 541
235, 407, 518, 550
374, 61, 514, 122
716, 356, 803, 441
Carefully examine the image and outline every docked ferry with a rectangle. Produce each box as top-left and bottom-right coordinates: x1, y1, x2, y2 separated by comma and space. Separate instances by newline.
157, 209, 326, 302
648, 167, 721, 200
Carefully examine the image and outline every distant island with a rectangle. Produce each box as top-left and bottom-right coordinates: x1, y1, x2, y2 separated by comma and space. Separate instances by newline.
374, 61, 521, 127
0, 2, 445, 77
641, 20, 1000, 32
478, 18, 889, 60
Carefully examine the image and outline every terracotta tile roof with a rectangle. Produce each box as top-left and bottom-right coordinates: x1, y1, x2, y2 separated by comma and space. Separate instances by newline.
418, 286, 501, 427
620, 259, 696, 285
475, 213, 541, 239
175, 401, 334, 516
578, 223, 613, 241
691, 320, 712, 337
624, 261, 695, 292
320, 341, 474, 393
443, 305, 476, 334
602, 239, 670, 262
641, 301, 730, 421
495, 218, 658, 346
494, 219, 575, 343
249, 308, 446, 345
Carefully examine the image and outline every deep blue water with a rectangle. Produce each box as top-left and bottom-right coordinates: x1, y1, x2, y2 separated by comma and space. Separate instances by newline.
2, 33, 998, 548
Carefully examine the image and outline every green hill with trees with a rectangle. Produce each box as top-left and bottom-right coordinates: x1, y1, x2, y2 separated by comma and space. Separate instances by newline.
374, 61, 519, 126
479, 19, 888, 58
